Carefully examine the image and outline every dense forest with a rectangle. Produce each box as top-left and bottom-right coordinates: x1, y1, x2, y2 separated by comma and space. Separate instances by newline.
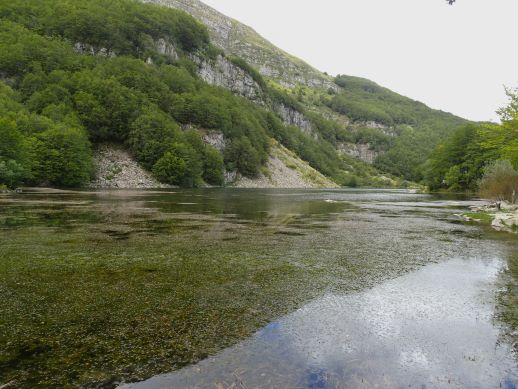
0, 0, 512, 192
327, 75, 467, 181
0, 0, 355, 189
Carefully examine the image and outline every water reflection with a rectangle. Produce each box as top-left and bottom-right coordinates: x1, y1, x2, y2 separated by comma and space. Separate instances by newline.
127, 258, 517, 389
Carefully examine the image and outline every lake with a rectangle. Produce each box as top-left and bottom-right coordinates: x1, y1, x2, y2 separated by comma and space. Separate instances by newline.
0, 188, 516, 388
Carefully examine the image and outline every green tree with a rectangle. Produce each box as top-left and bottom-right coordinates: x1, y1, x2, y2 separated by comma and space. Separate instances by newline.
486, 87, 518, 167
202, 146, 224, 185
224, 137, 261, 177
424, 124, 487, 190
0, 117, 31, 187
152, 143, 202, 187
32, 126, 94, 187
182, 129, 224, 185
127, 108, 181, 169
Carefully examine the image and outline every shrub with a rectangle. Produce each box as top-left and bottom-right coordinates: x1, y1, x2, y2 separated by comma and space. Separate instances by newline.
182, 130, 224, 185
0, 117, 31, 187
127, 108, 181, 169
479, 160, 518, 203
152, 143, 202, 187
202, 146, 224, 185
224, 137, 261, 177
0, 160, 28, 188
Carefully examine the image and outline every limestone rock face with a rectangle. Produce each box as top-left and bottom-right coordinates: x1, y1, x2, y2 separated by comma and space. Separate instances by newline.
190, 54, 313, 133
73, 42, 115, 57
192, 55, 263, 101
201, 131, 225, 151
154, 38, 179, 61
275, 104, 313, 134
338, 143, 383, 164
141, 0, 337, 91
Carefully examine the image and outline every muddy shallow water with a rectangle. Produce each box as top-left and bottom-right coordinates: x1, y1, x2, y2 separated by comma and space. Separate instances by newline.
0, 188, 517, 388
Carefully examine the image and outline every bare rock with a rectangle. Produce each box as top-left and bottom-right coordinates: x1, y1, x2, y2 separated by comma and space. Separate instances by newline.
491, 212, 518, 233
338, 143, 382, 164
202, 131, 225, 151
274, 104, 313, 134
192, 54, 263, 101
89, 144, 171, 189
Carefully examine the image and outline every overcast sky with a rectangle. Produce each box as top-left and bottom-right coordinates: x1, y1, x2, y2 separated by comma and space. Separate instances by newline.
202, 0, 518, 122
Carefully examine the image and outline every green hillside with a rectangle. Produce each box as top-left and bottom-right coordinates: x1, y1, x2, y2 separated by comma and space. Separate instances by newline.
0, 0, 357, 189
146, 0, 469, 182
327, 75, 467, 180
0, 0, 468, 191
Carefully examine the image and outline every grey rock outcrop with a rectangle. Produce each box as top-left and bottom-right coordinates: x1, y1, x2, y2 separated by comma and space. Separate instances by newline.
192, 55, 263, 101
73, 42, 115, 57
338, 143, 383, 164
154, 38, 179, 61
202, 131, 225, 151
189, 54, 313, 133
141, 0, 337, 91
275, 104, 313, 134
465, 201, 518, 234
491, 212, 518, 233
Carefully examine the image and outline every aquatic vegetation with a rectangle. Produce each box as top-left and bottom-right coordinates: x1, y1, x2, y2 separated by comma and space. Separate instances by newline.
462, 211, 494, 224
0, 189, 515, 387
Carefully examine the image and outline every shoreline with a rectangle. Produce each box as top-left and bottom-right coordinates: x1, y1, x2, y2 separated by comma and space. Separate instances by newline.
460, 200, 518, 233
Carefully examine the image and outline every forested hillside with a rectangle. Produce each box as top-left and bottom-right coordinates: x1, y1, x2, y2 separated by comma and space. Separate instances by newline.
0, 0, 382, 189
146, 0, 470, 183
0, 0, 470, 190
328, 75, 466, 180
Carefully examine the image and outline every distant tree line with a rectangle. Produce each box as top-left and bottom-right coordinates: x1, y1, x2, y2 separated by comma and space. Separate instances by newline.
424, 87, 518, 200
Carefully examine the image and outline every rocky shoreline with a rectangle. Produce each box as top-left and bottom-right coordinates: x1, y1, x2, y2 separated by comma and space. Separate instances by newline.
462, 201, 518, 234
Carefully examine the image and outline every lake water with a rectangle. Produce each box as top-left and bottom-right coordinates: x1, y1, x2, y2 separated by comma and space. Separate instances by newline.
0, 188, 516, 388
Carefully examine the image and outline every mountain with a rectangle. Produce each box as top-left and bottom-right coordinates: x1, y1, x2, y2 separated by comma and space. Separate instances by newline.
142, 0, 336, 90
145, 0, 468, 181
0, 0, 466, 191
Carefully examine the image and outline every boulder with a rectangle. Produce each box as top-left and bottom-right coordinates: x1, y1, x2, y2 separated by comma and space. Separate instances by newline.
491, 211, 518, 233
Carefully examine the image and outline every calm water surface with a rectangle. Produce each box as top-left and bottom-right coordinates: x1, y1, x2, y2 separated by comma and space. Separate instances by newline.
129, 257, 516, 389
0, 188, 516, 388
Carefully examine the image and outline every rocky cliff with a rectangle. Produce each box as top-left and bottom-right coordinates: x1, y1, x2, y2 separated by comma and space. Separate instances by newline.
192, 54, 264, 101
338, 143, 382, 164
142, 0, 337, 91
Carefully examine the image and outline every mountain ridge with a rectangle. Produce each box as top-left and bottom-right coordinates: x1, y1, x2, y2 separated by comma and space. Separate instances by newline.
145, 0, 467, 181
0, 0, 466, 192
142, 0, 337, 90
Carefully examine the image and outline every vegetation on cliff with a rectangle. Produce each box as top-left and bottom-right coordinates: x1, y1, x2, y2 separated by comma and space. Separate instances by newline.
152, 0, 471, 184
0, 0, 381, 189
324, 75, 466, 181
1, 0, 497, 191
